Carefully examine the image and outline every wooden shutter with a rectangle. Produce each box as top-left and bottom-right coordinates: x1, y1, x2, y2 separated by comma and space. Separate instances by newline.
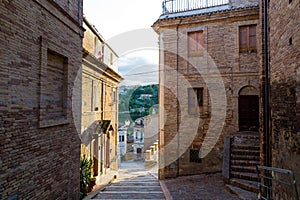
249, 25, 256, 50
239, 26, 248, 51
188, 32, 197, 54
196, 31, 204, 48
188, 31, 204, 56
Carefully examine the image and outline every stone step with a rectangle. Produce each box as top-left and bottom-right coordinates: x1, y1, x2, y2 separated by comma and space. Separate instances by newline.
112, 181, 160, 186
231, 154, 260, 161
231, 145, 260, 151
231, 160, 260, 166
231, 137, 260, 147
117, 178, 157, 182
230, 172, 260, 182
231, 165, 258, 173
231, 149, 260, 156
104, 185, 163, 192
229, 178, 259, 193
94, 191, 165, 199
225, 184, 258, 200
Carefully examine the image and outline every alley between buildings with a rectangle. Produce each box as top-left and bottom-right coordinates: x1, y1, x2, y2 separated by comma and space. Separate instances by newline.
85, 160, 256, 200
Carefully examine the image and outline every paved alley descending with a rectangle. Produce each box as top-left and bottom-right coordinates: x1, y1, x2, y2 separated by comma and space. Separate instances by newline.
92, 161, 164, 200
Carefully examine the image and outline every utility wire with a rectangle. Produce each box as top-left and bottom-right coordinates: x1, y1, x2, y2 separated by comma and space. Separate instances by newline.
122, 70, 161, 77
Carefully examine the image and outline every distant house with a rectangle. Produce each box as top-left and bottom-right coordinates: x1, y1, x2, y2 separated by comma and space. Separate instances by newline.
118, 125, 127, 161
133, 118, 144, 159
139, 94, 153, 99
132, 114, 159, 160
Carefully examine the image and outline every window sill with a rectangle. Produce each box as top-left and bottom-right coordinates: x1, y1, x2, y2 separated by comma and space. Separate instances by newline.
188, 112, 210, 118
39, 117, 69, 128
239, 49, 257, 54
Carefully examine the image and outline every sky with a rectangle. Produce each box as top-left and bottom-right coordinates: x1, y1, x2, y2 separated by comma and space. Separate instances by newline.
83, 0, 162, 86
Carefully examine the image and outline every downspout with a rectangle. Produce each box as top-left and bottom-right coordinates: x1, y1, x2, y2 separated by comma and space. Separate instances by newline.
263, 0, 271, 168
176, 19, 183, 177
263, 0, 271, 197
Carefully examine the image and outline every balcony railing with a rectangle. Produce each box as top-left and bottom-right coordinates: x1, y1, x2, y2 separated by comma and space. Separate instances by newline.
162, 0, 229, 14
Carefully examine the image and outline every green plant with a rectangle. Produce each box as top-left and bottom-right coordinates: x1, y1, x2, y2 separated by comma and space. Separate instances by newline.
80, 156, 92, 199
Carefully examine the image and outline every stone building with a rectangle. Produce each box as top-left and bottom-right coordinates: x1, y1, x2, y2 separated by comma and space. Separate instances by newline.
81, 17, 123, 185
259, 0, 300, 197
153, 0, 261, 179
118, 125, 127, 160
133, 118, 145, 159
0, 0, 84, 199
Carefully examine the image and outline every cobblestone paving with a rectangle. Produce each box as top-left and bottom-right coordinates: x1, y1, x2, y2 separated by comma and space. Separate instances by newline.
92, 161, 164, 199
161, 173, 242, 200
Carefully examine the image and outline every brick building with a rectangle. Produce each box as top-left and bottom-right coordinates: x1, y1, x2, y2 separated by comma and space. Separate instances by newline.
153, 0, 261, 179
81, 17, 123, 184
0, 0, 84, 199
260, 0, 300, 196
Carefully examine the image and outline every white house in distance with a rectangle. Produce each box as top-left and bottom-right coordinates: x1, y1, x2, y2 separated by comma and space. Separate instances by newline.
118, 126, 127, 161
133, 118, 144, 159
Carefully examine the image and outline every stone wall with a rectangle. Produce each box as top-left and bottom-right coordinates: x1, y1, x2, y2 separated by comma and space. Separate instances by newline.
0, 0, 83, 199
268, 0, 300, 195
153, 4, 261, 179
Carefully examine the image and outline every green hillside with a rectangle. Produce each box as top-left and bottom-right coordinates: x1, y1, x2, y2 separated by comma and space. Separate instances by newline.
119, 84, 158, 125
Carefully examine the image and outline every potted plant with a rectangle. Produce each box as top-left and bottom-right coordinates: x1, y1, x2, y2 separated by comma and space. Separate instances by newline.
80, 156, 92, 199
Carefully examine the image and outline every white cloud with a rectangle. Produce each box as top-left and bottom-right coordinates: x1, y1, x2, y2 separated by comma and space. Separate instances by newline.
118, 50, 158, 86
83, 1, 161, 86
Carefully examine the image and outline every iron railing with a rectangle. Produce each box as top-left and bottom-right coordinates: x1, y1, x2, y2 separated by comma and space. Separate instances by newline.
256, 165, 299, 200
162, 0, 229, 14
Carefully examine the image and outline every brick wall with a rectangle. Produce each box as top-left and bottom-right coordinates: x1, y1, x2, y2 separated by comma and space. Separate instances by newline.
0, 0, 83, 199
268, 0, 300, 195
153, 4, 261, 179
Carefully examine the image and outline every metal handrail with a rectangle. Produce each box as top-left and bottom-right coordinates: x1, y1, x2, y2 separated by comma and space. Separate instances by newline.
256, 165, 299, 200
162, 0, 229, 14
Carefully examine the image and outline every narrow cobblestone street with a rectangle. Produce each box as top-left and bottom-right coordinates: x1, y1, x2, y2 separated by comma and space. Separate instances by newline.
87, 160, 252, 200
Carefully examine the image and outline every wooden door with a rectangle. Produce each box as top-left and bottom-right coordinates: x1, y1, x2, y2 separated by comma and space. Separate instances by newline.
239, 95, 259, 131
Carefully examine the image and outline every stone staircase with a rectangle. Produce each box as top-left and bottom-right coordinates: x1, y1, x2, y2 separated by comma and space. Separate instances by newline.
223, 133, 260, 193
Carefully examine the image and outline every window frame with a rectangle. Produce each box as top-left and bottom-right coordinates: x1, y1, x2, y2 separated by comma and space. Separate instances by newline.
188, 30, 204, 57
188, 87, 204, 115
239, 24, 257, 52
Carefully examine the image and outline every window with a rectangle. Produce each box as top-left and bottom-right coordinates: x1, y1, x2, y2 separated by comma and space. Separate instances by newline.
112, 90, 116, 103
188, 88, 203, 114
239, 25, 257, 52
110, 53, 113, 65
119, 135, 124, 142
39, 49, 68, 127
188, 31, 204, 56
92, 81, 98, 111
190, 149, 202, 163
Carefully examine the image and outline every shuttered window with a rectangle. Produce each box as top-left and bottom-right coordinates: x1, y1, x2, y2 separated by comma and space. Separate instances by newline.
188, 88, 203, 114
239, 25, 257, 52
188, 31, 204, 56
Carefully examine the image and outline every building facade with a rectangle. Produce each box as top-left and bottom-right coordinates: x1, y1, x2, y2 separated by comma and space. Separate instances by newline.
118, 125, 127, 161
81, 17, 123, 184
260, 0, 300, 196
133, 118, 145, 159
153, 0, 261, 179
0, 0, 84, 199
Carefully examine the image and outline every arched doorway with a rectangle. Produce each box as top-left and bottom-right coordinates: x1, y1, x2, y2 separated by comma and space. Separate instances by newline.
238, 86, 259, 131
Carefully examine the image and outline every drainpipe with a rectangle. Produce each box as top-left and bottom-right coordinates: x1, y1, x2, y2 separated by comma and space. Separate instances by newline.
176, 19, 182, 177
263, 0, 271, 198
263, 0, 270, 168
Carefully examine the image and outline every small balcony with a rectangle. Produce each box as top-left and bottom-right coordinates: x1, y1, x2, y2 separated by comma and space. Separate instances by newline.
162, 0, 229, 14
